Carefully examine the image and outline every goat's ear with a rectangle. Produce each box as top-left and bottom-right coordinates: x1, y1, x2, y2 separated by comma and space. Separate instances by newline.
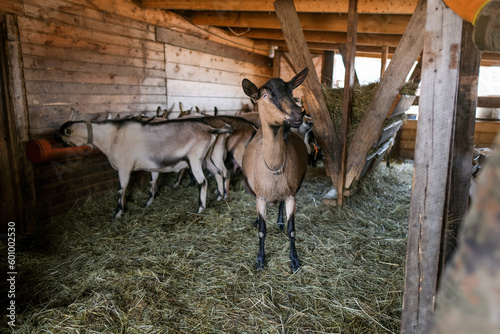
69, 107, 78, 122
290, 68, 309, 90
242, 79, 259, 100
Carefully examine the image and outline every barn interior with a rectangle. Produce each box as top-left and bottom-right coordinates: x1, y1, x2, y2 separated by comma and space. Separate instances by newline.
1, 0, 500, 333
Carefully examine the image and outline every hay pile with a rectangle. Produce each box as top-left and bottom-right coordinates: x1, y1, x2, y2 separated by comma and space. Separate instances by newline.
1, 162, 413, 333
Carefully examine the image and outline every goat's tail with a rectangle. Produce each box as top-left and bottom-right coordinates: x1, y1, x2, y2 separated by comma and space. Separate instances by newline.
211, 124, 233, 135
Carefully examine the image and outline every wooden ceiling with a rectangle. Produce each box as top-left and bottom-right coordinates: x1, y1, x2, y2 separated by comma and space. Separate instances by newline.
136, 0, 500, 65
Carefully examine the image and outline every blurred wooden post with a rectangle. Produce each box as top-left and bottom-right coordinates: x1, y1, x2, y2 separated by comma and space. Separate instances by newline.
274, 0, 341, 185
401, 0, 463, 332
337, 0, 358, 206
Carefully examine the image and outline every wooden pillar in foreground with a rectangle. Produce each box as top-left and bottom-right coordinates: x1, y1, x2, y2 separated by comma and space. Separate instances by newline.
401, 0, 463, 332
337, 0, 358, 206
274, 0, 340, 185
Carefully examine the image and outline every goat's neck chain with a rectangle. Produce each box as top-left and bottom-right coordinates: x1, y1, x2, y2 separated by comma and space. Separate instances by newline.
85, 121, 93, 145
263, 157, 284, 175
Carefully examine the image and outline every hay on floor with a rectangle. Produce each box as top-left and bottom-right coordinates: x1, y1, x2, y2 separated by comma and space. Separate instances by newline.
1, 161, 413, 333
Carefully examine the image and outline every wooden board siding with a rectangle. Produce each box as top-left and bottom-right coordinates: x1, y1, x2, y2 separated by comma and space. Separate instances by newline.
163, 43, 272, 116
0, 0, 271, 226
18, 0, 167, 138
398, 119, 500, 159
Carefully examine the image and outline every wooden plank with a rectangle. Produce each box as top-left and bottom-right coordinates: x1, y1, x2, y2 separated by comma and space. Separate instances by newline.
165, 63, 271, 87
477, 96, 500, 108
25, 81, 166, 95
24, 68, 165, 86
22, 44, 165, 70
23, 2, 157, 42
475, 121, 500, 133
376, 120, 403, 147
166, 80, 248, 98
443, 20, 481, 267
191, 11, 412, 35
157, 27, 271, 67
273, 0, 341, 185
140, 0, 419, 14
337, 0, 358, 206
165, 44, 271, 77
242, 29, 403, 48
401, 0, 463, 332
344, 0, 426, 189
23, 55, 165, 78
390, 95, 416, 118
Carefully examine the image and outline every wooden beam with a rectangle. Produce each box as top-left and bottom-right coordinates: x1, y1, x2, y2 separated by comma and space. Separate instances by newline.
156, 27, 271, 67
401, 0, 464, 332
344, 0, 426, 189
232, 29, 403, 48
443, 20, 481, 269
141, 0, 419, 14
190, 12, 411, 35
273, 0, 340, 185
271, 40, 397, 55
380, 45, 389, 77
321, 51, 335, 86
337, 0, 359, 206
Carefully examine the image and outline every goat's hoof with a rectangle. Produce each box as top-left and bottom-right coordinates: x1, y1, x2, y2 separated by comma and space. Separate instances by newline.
113, 211, 123, 219
256, 257, 266, 270
278, 223, 285, 232
291, 259, 301, 273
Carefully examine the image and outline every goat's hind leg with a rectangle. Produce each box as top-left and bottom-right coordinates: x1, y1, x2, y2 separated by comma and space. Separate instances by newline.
190, 162, 208, 213
145, 172, 160, 207
114, 169, 132, 219
256, 197, 267, 270
285, 196, 300, 272
276, 200, 285, 231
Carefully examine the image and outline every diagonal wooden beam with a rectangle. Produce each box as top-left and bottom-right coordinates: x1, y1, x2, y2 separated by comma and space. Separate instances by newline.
344, 0, 427, 189
273, 0, 340, 185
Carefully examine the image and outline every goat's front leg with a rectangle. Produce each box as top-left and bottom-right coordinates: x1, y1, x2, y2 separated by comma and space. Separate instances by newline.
285, 196, 300, 272
190, 161, 208, 213
256, 197, 267, 270
145, 172, 160, 207
114, 169, 131, 219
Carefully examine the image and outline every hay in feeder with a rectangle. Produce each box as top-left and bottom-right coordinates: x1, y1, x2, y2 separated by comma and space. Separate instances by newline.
1, 162, 413, 333
322, 81, 418, 145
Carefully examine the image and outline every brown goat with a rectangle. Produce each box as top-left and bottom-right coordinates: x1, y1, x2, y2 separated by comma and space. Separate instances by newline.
241, 68, 309, 272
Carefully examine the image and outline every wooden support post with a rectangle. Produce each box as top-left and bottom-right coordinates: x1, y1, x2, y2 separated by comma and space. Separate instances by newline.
273, 49, 282, 78
338, 44, 359, 86
321, 50, 335, 87
1, 15, 37, 232
274, 0, 340, 185
381, 45, 389, 78
344, 0, 426, 189
442, 21, 481, 267
401, 0, 464, 332
337, 0, 358, 206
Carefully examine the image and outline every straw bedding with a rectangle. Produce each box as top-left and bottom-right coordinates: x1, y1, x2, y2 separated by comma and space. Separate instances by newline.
1, 160, 412, 333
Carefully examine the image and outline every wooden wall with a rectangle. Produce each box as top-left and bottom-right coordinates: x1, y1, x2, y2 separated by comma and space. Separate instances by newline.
398, 119, 500, 159
0, 0, 272, 227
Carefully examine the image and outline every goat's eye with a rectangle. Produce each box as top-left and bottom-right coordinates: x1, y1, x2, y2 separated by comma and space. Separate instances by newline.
64, 128, 72, 136
262, 92, 268, 98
